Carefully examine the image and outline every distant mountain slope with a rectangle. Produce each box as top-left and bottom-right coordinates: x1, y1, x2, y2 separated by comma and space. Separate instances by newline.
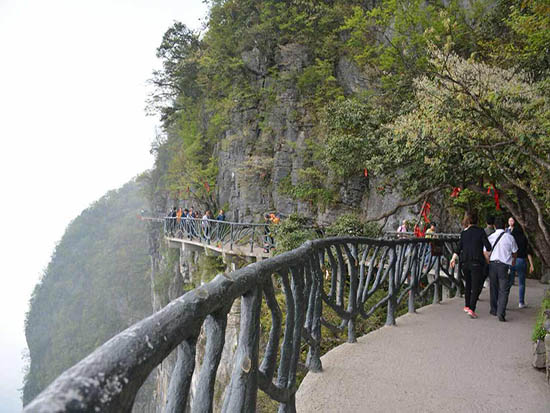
23, 179, 153, 406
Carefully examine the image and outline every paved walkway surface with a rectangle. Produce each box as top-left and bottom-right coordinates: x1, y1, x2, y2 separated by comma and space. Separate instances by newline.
297, 279, 550, 412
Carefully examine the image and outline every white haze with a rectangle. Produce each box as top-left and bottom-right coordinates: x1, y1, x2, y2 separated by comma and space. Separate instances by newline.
0, 1, 207, 411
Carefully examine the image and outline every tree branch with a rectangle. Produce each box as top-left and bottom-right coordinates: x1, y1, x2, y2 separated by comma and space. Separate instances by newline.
365, 186, 445, 222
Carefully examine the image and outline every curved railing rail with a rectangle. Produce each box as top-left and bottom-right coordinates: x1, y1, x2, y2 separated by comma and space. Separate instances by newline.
24, 235, 460, 413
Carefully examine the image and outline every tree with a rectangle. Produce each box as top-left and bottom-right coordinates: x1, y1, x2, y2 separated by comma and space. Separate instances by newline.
377, 47, 550, 270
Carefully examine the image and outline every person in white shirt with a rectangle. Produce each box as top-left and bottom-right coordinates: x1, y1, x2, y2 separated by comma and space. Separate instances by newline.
485, 217, 518, 321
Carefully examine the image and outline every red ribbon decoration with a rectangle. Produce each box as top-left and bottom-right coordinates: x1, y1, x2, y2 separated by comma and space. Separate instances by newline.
450, 187, 461, 198
203, 181, 211, 193
364, 168, 368, 177
421, 202, 431, 223
487, 184, 501, 210
414, 224, 426, 237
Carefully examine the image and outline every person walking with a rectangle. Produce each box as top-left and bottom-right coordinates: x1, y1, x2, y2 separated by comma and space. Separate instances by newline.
509, 225, 534, 308
482, 215, 496, 288
486, 217, 518, 322
450, 211, 491, 319
216, 209, 226, 221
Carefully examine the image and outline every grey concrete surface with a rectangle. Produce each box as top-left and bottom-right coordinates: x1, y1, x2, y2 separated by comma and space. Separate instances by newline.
297, 279, 550, 413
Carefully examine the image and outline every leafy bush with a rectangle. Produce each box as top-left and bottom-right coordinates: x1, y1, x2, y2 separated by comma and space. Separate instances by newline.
271, 214, 318, 254
532, 290, 550, 342
326, 213, 381, 238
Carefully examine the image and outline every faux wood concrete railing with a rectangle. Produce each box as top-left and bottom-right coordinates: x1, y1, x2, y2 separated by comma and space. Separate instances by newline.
24, 235, 460, 413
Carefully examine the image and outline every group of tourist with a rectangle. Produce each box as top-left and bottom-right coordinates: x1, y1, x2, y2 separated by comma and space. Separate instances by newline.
450, 211, 534, 321
166, 206, 226, 238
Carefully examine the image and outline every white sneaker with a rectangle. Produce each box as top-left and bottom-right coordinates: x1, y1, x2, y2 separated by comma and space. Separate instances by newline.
519, 303, 527, 309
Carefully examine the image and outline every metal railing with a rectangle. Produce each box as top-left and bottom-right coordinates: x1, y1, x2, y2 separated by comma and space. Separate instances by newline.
164, 217, 274, 253
24, 235, 460, 413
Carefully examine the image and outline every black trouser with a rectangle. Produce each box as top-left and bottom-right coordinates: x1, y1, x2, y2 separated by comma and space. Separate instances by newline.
489, 262, 510, 317
462, 261, 484, 312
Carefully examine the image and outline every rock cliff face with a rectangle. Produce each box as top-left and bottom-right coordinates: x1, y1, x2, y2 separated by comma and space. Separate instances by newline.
213, 42, 412, 230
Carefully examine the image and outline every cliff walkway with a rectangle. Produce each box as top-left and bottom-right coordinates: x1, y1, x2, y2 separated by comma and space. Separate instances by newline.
296, 278, 550, 412
146, 216, 274, 260
23, 231, 550, 413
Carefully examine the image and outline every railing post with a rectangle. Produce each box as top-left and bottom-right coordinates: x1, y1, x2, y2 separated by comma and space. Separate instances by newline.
250, 226, 255, 253
433, 255, 441, 304
386, 247, 397, 326
306, 254, 323, 372
230, 225, 234, 251
192, 309, 229, 413
408, 244, 418, 314
221, 286, 261, 413
165, 335, 199, 413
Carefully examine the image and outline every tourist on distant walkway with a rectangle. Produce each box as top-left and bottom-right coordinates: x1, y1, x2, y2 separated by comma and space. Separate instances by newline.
397, 220, 408, 238
450, 211, 491, 319
264, 213, 274, 253
169, 206, 177, 235
216, 209, 226, 221
424, 222, 437, 266
485, 217, 518, 322
202, 210, 212, 240
509, 225, 534, 308
188, 208, 197, 238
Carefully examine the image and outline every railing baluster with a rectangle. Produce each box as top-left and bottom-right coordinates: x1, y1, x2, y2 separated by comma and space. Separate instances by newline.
306, 254, 323, 372
276, 269, 294, 391
325, 247, 337, 301
192, 308, 229, 413
259, 275, 282, 381
278, 265, 306, 413
408, 244, 419, 314
221, 286, 262, 413
165, 335, 199, 413
334, 245, 346, 309
386, 246, 397, 326
343, 243, 358, 343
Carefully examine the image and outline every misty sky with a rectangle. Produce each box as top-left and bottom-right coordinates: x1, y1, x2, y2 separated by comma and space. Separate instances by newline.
0, 1, 207, 411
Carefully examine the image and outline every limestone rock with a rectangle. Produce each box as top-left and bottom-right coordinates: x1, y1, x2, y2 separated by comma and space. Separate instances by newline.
533, 339, 546, 369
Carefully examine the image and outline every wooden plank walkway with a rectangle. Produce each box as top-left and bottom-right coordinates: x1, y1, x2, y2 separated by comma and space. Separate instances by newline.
297, 279, 550, 412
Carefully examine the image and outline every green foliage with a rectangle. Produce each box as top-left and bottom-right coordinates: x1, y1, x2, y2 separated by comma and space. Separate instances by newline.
197, 255, 226, 284
271, 214, 318, 254
278, 172, 336, 206
326, 213, 381, 237
154, 247, 180, 300
323, 98, 387, 178
532, 290, 550, 342
23, 180, 152, 405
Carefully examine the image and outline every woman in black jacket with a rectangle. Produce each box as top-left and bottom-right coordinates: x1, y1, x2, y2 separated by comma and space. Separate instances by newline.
450, 211, 492, 318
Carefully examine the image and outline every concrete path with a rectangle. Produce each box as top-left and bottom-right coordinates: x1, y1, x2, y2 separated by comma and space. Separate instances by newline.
296, 279, 550, 412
